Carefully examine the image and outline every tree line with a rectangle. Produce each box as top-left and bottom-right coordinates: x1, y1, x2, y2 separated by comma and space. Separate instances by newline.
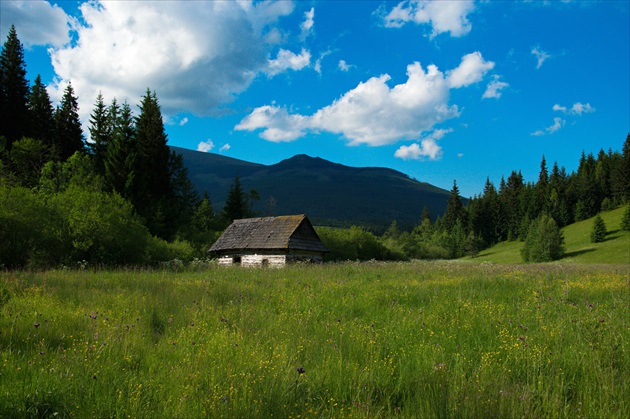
0, 26, 254, 268
1, 26, 628, 267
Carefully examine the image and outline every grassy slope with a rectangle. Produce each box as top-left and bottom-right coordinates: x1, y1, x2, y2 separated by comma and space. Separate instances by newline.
470, 205, 630, 264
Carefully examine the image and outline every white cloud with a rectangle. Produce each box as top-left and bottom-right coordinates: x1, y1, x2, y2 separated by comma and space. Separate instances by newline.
554, 102, 596, 115
314, 50, 332, 74
382, 0, 476, 38
47, 1, 294, 124
235, 105, 309, 142
338, 60, 354, 72
531, 117, 565, 136
0, 0, 71, 48
394, 128, 452, 161
237, 54, 493, 147
482, 75, 509, 99
219, 144, 231, 153
179, 117, 189, 126
531, 47, 550, 69
267, 48, 311, 76
197, 139, 215, 152
300, 7, 315, 39
446, 52, 494, 89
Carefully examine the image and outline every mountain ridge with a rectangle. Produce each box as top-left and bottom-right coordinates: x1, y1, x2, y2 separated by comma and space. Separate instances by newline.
172, 146, 456, 230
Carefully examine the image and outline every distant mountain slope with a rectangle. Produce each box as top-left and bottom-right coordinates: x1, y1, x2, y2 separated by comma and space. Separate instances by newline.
172, 146, 455, 230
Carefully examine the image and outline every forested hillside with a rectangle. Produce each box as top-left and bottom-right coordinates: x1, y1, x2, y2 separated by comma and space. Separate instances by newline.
174, 146, 453, 230
1, 26, 628, 268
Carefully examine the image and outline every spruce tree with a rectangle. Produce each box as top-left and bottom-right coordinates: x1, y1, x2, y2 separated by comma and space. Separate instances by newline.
28, 75, 54, 150
88, 92, 110, 175
104, 100, 136, 200
590, 214, 607, 243
222, 176, 248, 224
134, 89, 176, 238
53, 83, 85, 161
0, 25, 30, 149
443, 180, 466, 233
621, 205, 630, 231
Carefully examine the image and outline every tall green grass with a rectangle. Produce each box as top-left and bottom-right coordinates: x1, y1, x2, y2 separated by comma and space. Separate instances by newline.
1, 263, 628, 417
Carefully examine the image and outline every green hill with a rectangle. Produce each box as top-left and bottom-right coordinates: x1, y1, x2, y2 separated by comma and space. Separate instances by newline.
173, 146, 456, 230
470, 206, 630, 264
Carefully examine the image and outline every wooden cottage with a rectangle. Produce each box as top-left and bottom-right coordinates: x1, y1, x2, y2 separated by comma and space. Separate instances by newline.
209, 214, 328, 267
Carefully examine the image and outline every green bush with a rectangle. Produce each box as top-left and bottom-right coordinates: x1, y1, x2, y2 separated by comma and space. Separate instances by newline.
590, 214, 607, 243
48, 185, 149, 266
521, 214, 565, 262
0, 185, 60, 268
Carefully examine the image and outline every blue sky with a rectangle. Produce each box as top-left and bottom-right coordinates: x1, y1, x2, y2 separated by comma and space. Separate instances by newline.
2, 0, 628, 197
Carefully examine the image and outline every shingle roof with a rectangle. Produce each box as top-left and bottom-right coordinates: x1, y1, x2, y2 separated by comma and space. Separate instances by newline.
209, 214, 328, 253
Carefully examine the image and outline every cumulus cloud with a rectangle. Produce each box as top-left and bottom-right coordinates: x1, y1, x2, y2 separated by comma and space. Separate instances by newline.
531, 117, 565, 136
219, 144, 231, 153
179, 117, 189, 126
46, 1, 294, 124
553, 102, 595, 115
381, 0, 476, 38
394, 128, 452, 161
531, 47, 550, 69
300, 7, 315, 39
267, 48, 311, 76
237, 53, 493, 147
197, 139, 215, 152
0, 0, 71, 48
482, 75, 509, 99
446, 52, 494, 88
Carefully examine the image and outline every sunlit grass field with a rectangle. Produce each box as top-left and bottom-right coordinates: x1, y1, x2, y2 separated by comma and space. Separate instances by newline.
1, 262, 628, 417
471, 205, 630, 264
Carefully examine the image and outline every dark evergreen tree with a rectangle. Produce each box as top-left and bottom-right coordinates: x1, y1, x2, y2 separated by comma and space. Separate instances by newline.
53, 83, 85, 161
133, 89, 174, 238
533, 155, 549, 217
521, 214, 565, 262
621, 205, 630, 231
0, 25, 30, 149
104, 100, 136, 200
88, 92, 110, 175
420, 206, 431, 223
611, 134, 630, 203
590, 214, 607, 243
222, 176, 248, 224
501, 170, 524, 240
443, 180, 466, 233
169, 149, 199, 230
28, 74, 54, 150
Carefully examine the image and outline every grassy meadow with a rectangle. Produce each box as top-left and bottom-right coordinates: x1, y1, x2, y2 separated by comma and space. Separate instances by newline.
1, 262, 628, 418
471, 206, 630, 264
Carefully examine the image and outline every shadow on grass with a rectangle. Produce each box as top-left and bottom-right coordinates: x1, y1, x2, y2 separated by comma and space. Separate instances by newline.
563, 248, 596, 259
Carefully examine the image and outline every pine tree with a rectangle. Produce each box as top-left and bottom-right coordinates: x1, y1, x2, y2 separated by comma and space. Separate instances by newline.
590, 214, 607, 243
133, 89, 173, 238
104, 100, 136, 199
222, 176, 248, 224
621, 205, 630, 231
53, 83, 85, 161
442, 180, 466, 233
0, 25, 30, 149
533, 155, 549, 217
28, 75, 55, 150
521, 214, 565, 262
88, 92, 110, 175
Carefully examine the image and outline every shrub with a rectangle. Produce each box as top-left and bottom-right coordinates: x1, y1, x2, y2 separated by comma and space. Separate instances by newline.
521, 214, 565, 262
590, 214, 607, 243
